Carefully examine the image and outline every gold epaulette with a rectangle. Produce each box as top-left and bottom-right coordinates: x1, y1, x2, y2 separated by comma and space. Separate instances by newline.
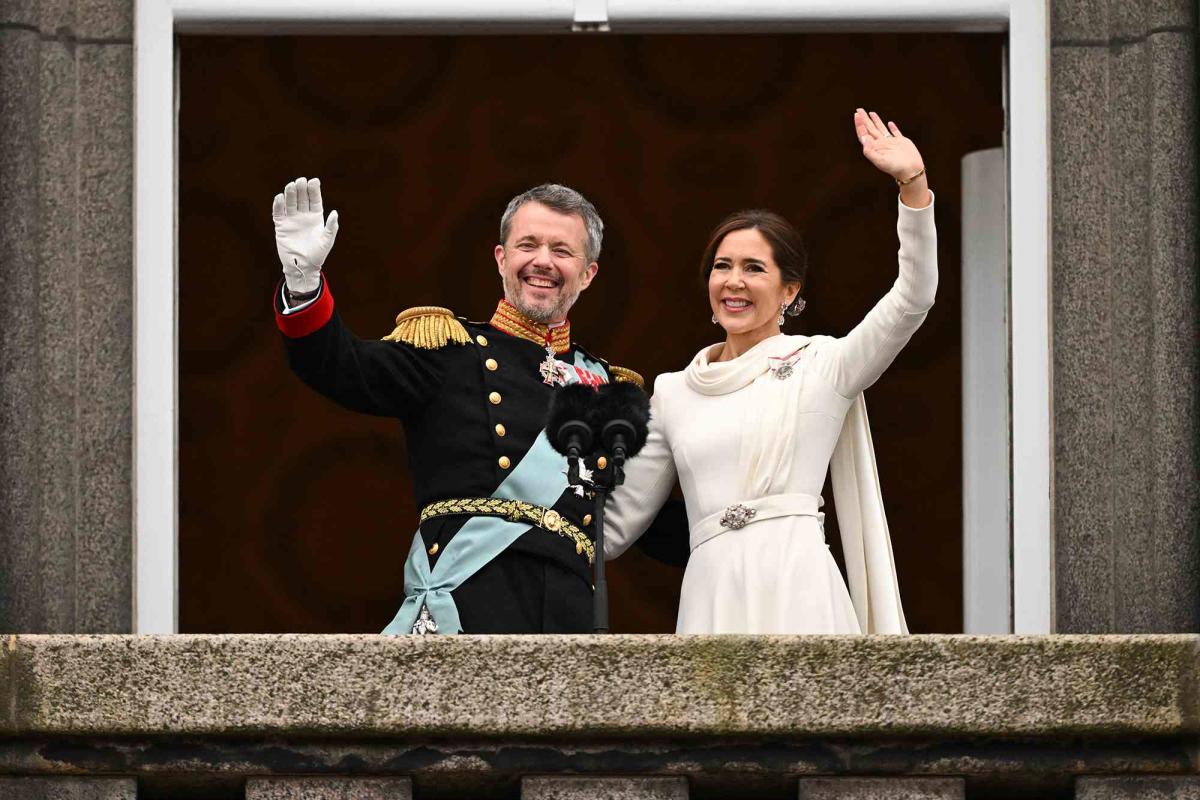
608, 365, 645, 390
382, 306, 470, 349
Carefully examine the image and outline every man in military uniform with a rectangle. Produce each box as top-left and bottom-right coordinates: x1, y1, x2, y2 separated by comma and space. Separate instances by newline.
271, 177, 643, 634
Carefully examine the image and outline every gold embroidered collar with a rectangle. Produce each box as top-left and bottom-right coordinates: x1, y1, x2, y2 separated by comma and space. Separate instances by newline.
489, 299, 572, 354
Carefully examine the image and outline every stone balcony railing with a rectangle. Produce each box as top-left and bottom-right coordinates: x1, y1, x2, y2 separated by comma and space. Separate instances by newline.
0, 634, 1197, 799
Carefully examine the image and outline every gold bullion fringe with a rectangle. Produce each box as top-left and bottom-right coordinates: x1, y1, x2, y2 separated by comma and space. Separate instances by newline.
383, 306, 470, 349
608, 365, 645, 390
420, 497, 594, 564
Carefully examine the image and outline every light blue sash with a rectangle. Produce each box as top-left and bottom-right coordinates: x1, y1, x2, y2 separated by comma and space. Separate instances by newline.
381, 354, 610, 635
381, 431, 570, 635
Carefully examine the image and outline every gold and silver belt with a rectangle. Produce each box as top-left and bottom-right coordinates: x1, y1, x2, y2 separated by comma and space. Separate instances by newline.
420, 497, 595, 564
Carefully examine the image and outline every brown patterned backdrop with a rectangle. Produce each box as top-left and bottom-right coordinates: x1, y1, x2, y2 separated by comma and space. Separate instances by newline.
178, 33, 1003, 634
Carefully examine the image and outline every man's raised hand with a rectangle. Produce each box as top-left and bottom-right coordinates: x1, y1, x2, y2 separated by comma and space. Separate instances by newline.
272, 177, 340, 294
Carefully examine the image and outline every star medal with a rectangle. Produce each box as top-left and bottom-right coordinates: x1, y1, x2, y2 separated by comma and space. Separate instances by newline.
540, 345, 565, 386
566, 462, 595, 498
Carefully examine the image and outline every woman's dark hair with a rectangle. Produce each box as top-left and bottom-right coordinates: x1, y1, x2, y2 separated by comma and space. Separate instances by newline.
699, 210, 808, 310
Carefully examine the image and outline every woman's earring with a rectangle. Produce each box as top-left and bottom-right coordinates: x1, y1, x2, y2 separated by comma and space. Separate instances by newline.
711, 313, 718, 325
777, 302, 787, 326
787, 296, 807, 317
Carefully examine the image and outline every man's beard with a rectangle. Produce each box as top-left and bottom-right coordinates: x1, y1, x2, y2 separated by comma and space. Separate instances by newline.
502, 270, 581, 324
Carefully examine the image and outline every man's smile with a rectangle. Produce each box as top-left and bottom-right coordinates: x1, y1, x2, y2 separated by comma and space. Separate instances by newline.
522, 273, 562, 290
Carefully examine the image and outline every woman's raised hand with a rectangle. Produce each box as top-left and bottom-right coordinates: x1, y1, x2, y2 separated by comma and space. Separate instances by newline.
853, 108, 930, 207
854, 109, 924, 180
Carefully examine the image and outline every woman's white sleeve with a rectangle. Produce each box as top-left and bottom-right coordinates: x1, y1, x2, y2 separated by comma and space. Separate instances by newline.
816, 195, 938, 397
602, 382, 679, 560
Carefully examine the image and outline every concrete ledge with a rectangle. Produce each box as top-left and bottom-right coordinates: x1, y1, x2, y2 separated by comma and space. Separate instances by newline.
4, 634, 1197, 739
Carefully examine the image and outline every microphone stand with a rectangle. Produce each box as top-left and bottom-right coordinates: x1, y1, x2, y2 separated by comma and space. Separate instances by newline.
590, 425, 632, 634
568, 447, 625, 634
563, 450, 613, 633
591, 484, 611, 634
552, 388, 643, 638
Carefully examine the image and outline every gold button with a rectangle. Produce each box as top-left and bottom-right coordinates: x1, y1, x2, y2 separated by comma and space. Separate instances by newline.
583, 514, 592, 526
495, 423, 506, 437
489, 392, 502, 405
427, 542, 439, 555
597, 456, 608, 470
485, 358, 498, 371
498, 456, 511, 469
476, 335, 489, 346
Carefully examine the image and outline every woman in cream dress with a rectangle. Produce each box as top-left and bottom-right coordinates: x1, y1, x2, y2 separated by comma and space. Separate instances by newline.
604, 109, 936, 634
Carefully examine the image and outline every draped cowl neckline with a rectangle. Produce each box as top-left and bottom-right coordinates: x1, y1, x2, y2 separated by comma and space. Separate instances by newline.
684, 333, 811, 397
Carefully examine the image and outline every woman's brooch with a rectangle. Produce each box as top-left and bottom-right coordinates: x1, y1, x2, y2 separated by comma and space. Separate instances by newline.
767, 345, 807, 381
771, 362, 795, 381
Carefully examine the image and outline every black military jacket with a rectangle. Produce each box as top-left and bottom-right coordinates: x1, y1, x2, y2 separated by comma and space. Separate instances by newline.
275, 278, 632, 631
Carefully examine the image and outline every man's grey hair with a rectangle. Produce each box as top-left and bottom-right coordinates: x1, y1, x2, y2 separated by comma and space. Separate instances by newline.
499, 183, 604, 264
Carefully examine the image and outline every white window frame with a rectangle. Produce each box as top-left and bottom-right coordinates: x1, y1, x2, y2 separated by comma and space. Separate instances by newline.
134, 0, 1051, 634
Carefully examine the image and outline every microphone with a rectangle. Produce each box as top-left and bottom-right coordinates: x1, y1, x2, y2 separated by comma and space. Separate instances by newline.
545, 383, 598, 485
594, 382, 650, 465
543, 379, 650, 636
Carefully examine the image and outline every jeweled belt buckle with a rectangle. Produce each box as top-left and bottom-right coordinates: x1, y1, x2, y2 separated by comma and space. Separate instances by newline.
719, 503, 757, 530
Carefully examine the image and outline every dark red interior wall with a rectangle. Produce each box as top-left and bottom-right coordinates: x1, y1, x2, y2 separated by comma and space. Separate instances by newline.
178, 33, 1003, 633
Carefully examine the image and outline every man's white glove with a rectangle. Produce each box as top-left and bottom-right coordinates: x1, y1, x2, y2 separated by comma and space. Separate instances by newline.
272, 176, 339, 294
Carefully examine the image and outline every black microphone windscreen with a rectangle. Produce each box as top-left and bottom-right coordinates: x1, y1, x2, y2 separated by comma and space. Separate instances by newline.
545, 383, 600, 456
594, 381, 651, 458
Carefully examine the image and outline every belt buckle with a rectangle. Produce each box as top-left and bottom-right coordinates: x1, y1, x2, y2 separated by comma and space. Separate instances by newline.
719, 503, 757, 530
542, 509, 562, 532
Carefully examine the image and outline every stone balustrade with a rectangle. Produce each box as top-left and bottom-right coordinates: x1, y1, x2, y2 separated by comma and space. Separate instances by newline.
0, 634, 1197, 798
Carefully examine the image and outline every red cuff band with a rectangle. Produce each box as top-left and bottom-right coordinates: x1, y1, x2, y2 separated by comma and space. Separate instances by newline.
275, 279, 334, 338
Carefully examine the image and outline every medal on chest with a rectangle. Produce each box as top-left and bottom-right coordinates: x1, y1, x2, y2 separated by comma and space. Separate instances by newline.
540, 345, 565, 386
767, 343, 811, 381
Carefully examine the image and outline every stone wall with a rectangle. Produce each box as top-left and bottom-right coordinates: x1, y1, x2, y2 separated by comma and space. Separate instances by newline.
0, 635, 1196, 798
0, 1, 133, 633
1051, 0, 1200, 632
1, 0, 1199, 643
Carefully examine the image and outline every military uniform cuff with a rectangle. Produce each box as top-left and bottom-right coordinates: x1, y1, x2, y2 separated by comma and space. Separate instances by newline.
275, 277, 334, 338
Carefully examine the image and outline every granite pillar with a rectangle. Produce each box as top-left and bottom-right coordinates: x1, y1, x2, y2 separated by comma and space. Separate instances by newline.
1077, 776, 1200, 798
0, 777, 136, 800
0, 1, 133, 632
1051, 0, 1200, 631
797, 778, 965, 800
245, 777, 413, 799
522, 777, 689, 800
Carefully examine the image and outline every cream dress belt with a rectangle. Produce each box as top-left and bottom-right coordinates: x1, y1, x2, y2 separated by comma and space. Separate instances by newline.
690, 492, 825, 551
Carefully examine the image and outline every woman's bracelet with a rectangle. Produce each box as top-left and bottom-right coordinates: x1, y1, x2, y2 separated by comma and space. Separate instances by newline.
896, 167, 926, 186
